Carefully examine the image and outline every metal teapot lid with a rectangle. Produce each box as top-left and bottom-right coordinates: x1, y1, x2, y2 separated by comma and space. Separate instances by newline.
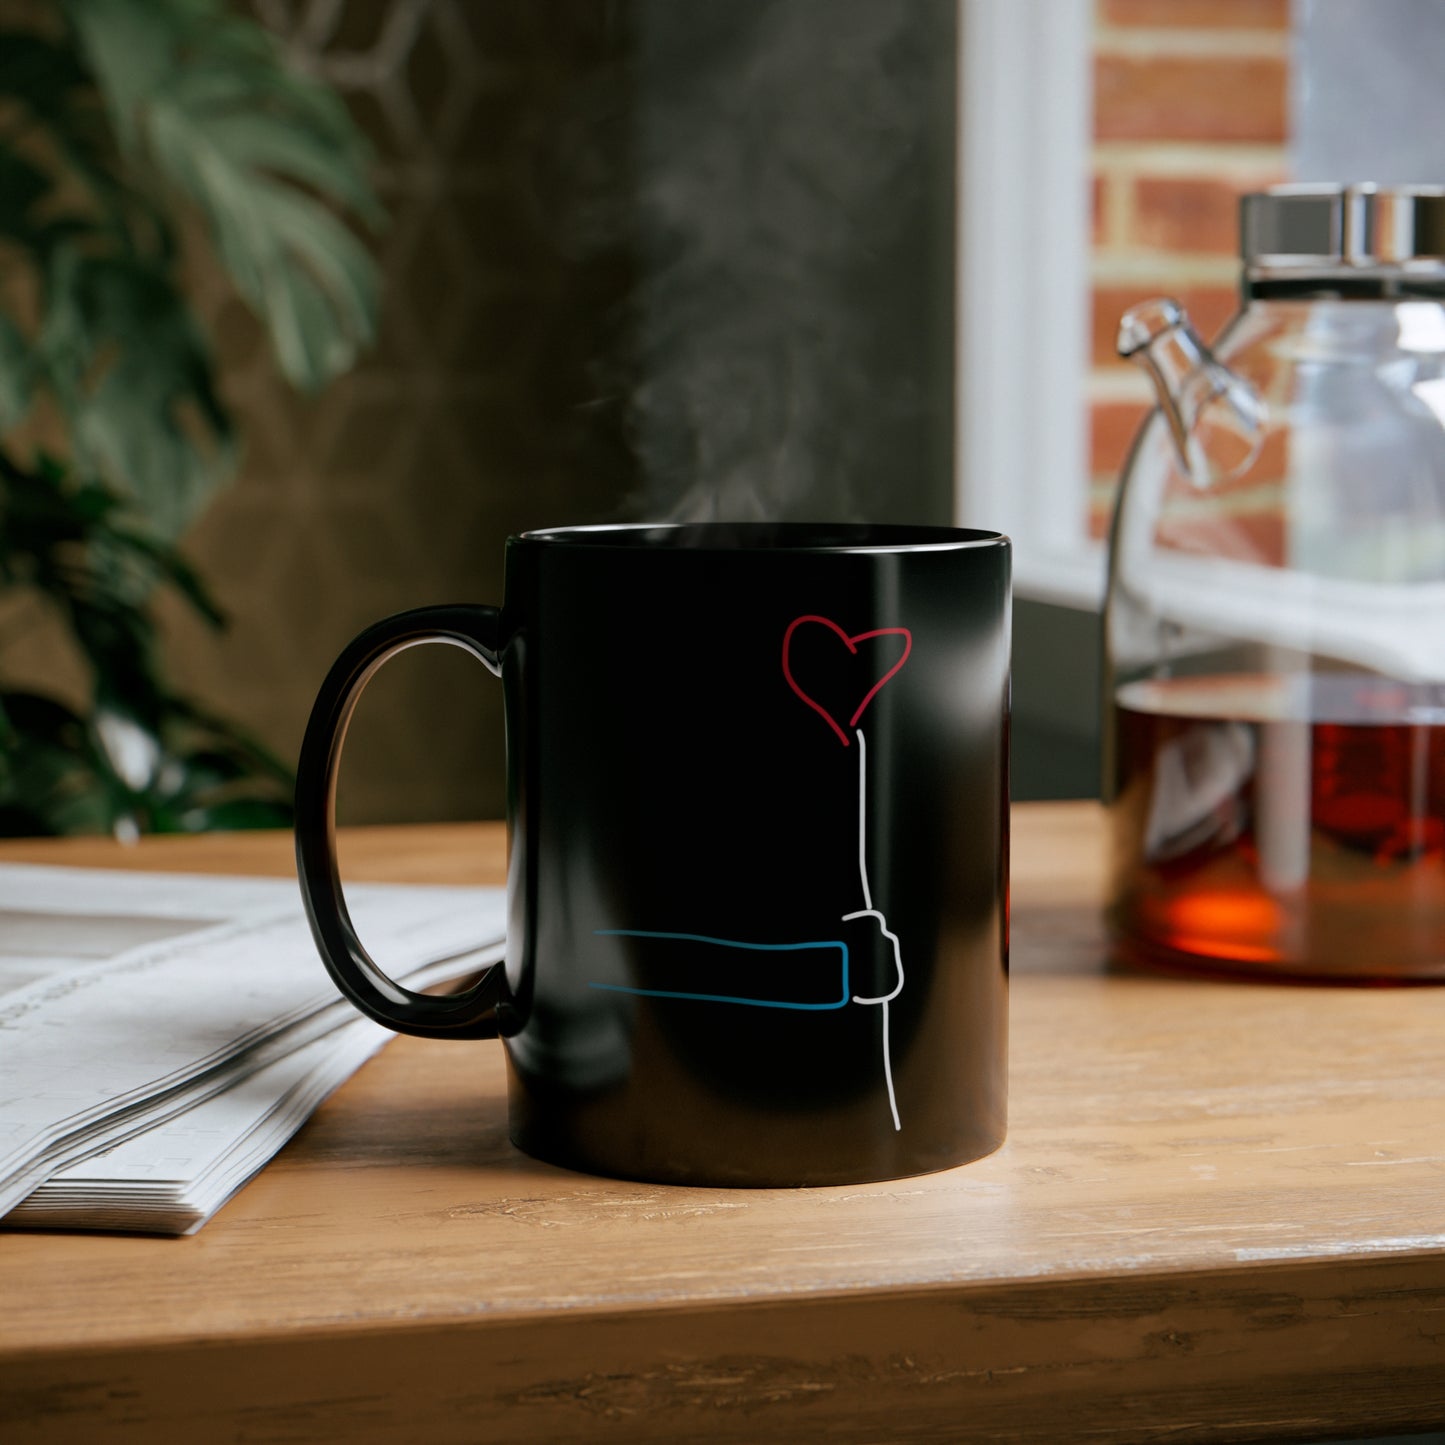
1242, 185, 1445, 295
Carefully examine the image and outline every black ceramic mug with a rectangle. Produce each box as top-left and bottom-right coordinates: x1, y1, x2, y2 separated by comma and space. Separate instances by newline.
296, 523, 1010, 1187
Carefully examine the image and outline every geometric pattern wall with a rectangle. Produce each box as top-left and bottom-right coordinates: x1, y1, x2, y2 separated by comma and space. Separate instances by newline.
137, 0, 959, 827
91, 0, 955, 827
160, 0, 637, 824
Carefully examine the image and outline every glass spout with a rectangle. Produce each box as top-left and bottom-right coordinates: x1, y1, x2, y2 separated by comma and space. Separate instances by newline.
1117, 297, 1266, 487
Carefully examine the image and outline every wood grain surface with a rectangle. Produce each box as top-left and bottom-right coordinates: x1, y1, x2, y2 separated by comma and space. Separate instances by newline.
2, 804, 1444, 1443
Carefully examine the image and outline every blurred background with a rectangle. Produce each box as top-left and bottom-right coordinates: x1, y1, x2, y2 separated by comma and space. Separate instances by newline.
0, 0, 1437, 832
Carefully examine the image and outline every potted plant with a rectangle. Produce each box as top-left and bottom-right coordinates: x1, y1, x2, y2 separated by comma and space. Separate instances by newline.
0, 0, 381, 835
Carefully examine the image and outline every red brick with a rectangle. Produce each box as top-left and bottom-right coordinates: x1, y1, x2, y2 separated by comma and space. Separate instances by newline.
1095, 55, 1287, 143
1156, 507, 1286, 565
1133, 176, 1253, 254
1090, 399, 1152, 477
1091, 284, 1240, 368
1102, 0, 1289, 28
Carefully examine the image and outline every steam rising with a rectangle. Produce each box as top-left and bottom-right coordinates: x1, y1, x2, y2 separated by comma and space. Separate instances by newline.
583, 1, 956, 524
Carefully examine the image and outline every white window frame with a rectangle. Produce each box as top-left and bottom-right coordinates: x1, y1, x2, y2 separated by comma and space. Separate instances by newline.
955, 0, 1104, 610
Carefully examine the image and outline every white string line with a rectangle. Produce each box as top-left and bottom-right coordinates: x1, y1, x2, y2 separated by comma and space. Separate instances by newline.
856, 728, 873, 911
843, 725, 902, 1131
881, 1000, 898, 1133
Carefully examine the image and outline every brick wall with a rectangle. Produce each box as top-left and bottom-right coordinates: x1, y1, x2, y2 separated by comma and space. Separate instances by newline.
1088, 0, 1290, 538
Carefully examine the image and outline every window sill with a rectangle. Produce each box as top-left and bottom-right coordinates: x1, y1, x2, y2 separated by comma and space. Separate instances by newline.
1013, 542, 1107, 612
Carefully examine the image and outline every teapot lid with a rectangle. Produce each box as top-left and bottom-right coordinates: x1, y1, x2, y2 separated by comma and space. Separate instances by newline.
1242, 184, 1445, 281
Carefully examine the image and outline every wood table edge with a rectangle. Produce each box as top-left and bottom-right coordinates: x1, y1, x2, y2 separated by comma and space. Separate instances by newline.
5, 1251, 1444, 1442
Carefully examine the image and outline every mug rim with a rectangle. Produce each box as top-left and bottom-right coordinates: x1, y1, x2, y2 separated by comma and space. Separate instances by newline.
514, 522, 1010, 554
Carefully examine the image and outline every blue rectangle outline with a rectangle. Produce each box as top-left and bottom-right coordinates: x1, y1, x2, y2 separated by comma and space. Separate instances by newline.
588, 929, 851, 1010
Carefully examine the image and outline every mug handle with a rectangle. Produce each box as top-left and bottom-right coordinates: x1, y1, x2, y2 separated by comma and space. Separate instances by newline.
295, 604, 507, 1039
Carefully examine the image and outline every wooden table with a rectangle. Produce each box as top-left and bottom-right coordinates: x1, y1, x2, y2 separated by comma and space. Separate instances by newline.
2, 803, 1444, 1444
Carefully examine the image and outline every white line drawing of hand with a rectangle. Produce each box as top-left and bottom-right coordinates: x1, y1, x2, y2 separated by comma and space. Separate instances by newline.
843, 908, 903, 1007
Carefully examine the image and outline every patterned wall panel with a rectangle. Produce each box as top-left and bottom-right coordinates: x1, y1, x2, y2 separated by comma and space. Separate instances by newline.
136, 0, 957, 827
0, 0, 954, 827
0, 0, 957, 835
160, 0, 638, 825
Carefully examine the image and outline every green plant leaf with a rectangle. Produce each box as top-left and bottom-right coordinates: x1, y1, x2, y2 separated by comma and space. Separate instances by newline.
172, 797, 292, 832
0, 689, 117, 836
0, 678, 296, 838
56, 0, 177, 154
0, 2, 358, 838
0, 150, 52, 246
0, 315, 31, 429
0, 27, 149, 250
142, 107, 380, 391
164, 697, 295, 787
66, 0, 382, 392
106, 524, 225, 627
0, 31, 91, 132
37, 248, 235, 535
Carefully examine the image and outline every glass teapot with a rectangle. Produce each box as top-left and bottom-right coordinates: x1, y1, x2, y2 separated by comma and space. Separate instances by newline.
1105, 184, 1445, 981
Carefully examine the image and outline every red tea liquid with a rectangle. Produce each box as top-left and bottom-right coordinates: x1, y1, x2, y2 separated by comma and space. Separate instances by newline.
1109, 673, 1445, 980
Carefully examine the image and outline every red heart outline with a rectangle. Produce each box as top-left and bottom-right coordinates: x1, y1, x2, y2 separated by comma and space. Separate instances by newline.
782, 615, 913, 747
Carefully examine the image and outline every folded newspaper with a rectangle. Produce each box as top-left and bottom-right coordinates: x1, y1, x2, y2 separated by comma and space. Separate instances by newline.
0, 864, 505, 1235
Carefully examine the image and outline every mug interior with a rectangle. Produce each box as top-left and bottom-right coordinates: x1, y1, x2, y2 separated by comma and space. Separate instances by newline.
517, 522, 1006, 552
